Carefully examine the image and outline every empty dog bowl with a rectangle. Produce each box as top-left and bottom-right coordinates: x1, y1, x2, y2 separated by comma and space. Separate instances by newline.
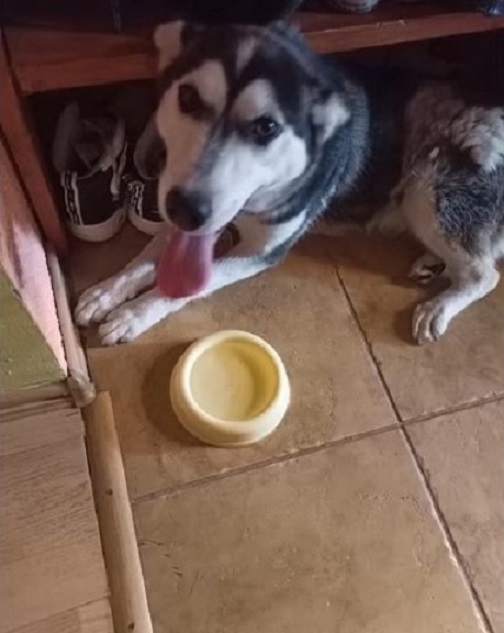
170, 330, 290, 446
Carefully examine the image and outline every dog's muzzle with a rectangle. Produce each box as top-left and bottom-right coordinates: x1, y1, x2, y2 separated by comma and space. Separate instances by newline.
166, 187, 210, 232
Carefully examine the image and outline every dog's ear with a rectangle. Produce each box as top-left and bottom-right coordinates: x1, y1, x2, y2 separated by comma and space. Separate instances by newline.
134, 117, 166, 180
154, 21, 206, 72
311, 88, 350, 143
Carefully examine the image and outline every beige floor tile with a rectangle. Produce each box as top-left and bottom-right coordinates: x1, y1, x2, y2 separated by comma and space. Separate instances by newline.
328, 233, 504, 420
407, 399, 504, 633
68, 225, 150, 298
135, 429, 482, 633
87, 237, 396, 500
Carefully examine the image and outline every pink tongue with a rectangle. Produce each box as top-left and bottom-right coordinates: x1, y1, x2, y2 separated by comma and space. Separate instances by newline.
157, 230, 215, 298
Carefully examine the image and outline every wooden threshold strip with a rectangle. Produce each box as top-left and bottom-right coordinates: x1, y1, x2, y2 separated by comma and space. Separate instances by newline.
4, 3, 504, 93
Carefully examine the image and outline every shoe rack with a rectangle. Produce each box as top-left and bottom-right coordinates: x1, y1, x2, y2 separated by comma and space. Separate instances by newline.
1, 2, 504, 252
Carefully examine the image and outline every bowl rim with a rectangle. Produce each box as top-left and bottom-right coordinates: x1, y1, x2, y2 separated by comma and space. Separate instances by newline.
173, 330, 290, 433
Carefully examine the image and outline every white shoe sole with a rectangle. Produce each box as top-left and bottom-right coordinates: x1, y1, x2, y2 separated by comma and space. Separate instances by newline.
67, 207, 126, 243
128, 206, 164, 236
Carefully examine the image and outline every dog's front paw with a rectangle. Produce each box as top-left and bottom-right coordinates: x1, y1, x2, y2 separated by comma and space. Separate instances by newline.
412, 298, 450, 344
454, 107, 504, 173
75, 282, 125, 327
98, 306, 149, 346
98, 291, 187, 345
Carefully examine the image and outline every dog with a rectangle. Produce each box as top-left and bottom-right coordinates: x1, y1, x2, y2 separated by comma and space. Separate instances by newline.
75, 22, 504, 345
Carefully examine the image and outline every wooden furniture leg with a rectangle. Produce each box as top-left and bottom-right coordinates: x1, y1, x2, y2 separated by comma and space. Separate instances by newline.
0, 31, 66, 252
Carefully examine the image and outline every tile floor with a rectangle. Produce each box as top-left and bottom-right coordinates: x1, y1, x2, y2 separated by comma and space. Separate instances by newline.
71, 226, 504, 633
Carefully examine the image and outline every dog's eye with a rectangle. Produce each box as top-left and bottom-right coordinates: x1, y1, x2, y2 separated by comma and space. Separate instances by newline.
248, 116, 281, 145
178, 84, 203, 115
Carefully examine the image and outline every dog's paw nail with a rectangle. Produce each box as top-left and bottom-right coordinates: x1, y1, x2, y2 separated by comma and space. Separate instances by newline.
412, 300, 448, 345
75, 287, 118, 326
98, 309, 139, 345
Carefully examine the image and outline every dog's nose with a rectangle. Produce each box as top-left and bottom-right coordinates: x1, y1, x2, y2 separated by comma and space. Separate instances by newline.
166, 187, 209, 232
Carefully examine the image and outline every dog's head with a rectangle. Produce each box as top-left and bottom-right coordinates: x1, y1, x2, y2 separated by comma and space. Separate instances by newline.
141, 21, 350, 235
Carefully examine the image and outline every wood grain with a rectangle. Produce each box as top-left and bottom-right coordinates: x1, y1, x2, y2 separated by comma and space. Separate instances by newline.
85, 392, 153, 633
46, 250, 96, 407
4, 4, 504, 93
1, 543, 108, 633
9, 599, 113, 633
300, 5, 504, 54
0, 406, 109, 633
78, 600, 114, 633
0, 407, 82, 456
0, 437, 99, 566
0, 397, 74, 424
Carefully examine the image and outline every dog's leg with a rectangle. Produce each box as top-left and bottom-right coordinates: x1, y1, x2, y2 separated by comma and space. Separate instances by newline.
366, 197, 407, 236
408, 252, 446, 285
97, 213, 306, 344
75, 228, 170, 326
450, 106, 504, 173
412, 257, 499, 344
98, 255, 272, 345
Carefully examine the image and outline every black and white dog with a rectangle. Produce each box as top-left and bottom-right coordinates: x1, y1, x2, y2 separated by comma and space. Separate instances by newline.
75, 22, 504, 345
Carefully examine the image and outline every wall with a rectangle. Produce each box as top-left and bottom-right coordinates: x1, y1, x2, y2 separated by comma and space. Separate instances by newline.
0, 269, 64, 389
0, 134, 67, 387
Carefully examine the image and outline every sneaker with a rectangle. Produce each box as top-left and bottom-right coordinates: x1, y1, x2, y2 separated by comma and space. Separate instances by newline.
123, 118, 164, 236
52, 102, 127, 242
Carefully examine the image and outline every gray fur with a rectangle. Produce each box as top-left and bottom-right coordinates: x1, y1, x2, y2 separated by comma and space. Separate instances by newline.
75, 22, 504, 345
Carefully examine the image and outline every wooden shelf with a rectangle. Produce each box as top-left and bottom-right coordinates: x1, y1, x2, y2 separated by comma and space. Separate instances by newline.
5, 3, 504, 94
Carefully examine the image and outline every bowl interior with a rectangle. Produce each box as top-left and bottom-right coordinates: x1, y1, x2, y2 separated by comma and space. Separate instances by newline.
188, 338, 279, 422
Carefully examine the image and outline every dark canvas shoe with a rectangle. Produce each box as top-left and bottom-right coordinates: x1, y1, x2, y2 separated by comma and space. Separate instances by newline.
52, 102, 127, 242
124, 175, 162, 236
124, 118, 164, 236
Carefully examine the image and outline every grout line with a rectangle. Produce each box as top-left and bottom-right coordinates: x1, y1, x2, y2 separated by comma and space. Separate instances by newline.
335, 263, 504, 428
133, 268, 502, 510
335, 267, 495, 633
334, 268, 403, 422
400, 391, 504, 426
132, 388, 504, 507
400, 426, 494, 633
132, 421, 401, 506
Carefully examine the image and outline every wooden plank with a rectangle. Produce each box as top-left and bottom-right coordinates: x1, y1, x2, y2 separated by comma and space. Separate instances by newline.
9, 599, 113, 633
47, 251, 96, 408
0, 383, 69, 409
0, 437, 100, 566
300, 5, 504, 54
0, 397, 73, 424
85, 392, 153, 633
0, 32, 66, 250
9, 609, 78, 633
5, 27, 156, 92
0, 422, 109, 632
0, 407, 82, 456
78, 600, 114, 633
0, 541, 109, 633
4, 4, 504, 93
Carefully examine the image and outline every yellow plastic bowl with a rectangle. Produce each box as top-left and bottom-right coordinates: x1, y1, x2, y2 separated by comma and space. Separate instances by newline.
170, 330, 290, 446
